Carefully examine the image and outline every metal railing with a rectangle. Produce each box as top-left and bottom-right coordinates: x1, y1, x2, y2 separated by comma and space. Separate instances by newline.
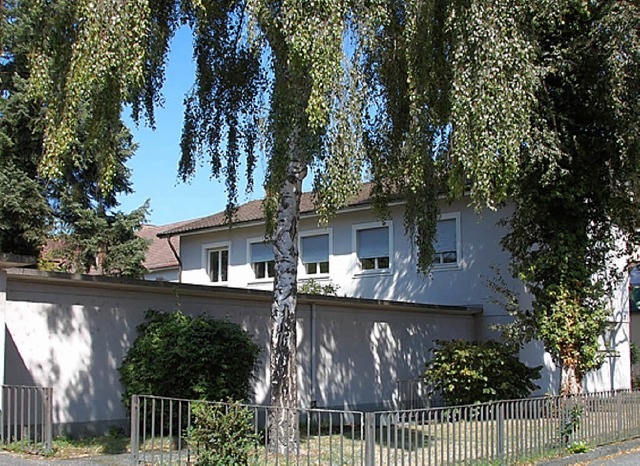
130, 394, 366, 465
369, 390, 640, 465
130, 390, 640, 465
0, 385, 53, 453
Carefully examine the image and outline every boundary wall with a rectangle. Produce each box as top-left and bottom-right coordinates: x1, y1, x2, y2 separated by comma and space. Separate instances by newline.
0, 268, 480, 435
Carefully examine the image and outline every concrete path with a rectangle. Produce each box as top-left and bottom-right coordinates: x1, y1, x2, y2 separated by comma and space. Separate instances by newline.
0, 451, 129, 465
1, 437, 639, 465
536, 437, 640, 466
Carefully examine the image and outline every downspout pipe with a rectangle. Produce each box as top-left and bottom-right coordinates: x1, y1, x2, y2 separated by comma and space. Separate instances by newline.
165, 235, 183, 283
310, 302, 317, 408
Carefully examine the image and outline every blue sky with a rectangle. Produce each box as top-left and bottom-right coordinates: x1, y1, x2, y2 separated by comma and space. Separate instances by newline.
118, 27, 267, 226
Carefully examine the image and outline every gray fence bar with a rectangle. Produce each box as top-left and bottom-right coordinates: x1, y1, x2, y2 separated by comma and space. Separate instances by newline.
130, 390, 640, 465
0, 385, 53, 453
130, 395, 366, 465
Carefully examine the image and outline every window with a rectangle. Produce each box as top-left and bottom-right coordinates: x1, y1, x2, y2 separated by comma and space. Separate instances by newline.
433, 213, 460, 268
301, 233, 330, 275
203, 242, 230, 283
208, 248, 228, 283
250, 241, 275, 279
630, 266, 640, 313
354, 223, 392, 272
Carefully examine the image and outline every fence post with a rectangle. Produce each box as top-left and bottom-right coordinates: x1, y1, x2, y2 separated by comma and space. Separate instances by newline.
0, 385, 4, 446
130, 395, 140, 466
497, 403, 505, 464
43, 387, 52, 453
617, 392, 623, 439
364, 412, 375, 466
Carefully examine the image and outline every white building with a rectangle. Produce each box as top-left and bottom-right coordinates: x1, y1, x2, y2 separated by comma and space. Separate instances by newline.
148, 184, 633, 395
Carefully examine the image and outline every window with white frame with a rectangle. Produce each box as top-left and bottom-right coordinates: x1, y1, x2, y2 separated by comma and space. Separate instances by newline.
301, 233, 330, 275
354, 223, 391, 272
250, 241, 275, 279
207, 247, 229, 283
432, 213, 460, 267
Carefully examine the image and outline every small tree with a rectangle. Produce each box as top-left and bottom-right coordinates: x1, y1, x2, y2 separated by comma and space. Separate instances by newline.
188, 401, 258, 466
119, 310, 261, 411
423, 339, 541, 406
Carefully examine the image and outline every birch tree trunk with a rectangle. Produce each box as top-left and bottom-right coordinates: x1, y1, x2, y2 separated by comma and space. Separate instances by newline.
560, 364, 582, 395
269, 136, 306, 451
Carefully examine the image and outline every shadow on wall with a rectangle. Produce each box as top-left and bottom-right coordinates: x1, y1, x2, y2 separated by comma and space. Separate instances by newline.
48, 301, 136, 435
5, 327, 36, 386
346, 208, 514, 308
4, 281, 147, 436
310, 305, 475, 411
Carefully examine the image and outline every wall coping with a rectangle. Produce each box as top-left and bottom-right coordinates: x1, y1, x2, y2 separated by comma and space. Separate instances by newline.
4, 268, 482, 317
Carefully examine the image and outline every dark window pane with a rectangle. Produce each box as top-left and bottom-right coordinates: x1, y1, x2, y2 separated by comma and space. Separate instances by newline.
267, 260, 276, 278
221, 249, 228, 281
319, 261, 329, 274
210, 251, 220, 282
443, 251, 457, 263
362, 258, 375, 270
378, 256, 390, 269
254, 262, 266, 279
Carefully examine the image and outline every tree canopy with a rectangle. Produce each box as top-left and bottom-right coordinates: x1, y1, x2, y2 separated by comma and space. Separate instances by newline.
1, 0, 149, 275
10, 0, 639, 407
500, 1, 640, 393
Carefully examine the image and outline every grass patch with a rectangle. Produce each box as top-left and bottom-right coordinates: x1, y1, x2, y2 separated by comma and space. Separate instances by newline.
50, 433, 130, 458
2, 431, 130, 459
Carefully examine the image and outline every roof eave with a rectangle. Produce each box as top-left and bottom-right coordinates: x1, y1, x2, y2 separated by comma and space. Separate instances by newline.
157, 199, 404, 239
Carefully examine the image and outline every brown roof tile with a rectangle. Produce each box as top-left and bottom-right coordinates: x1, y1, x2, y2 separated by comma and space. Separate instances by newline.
138, 220, 191, 270
158, 183, 377, 238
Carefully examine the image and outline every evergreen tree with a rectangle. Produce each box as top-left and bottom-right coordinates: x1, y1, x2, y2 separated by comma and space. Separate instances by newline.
1, 0, 149, 275
0, 7, 51, 256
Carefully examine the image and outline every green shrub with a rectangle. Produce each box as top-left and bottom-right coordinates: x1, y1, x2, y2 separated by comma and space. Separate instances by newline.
423, 339, 541, 406
119, 310, 261, 410
188, 401, 258, 466
299, 279, 340, 296
566, 440, 589, 454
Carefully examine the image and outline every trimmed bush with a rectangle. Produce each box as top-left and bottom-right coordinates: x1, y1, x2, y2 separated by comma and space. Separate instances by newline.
119, 310, 261, 409
423, 339, 541, 406
188, 401, 258, 465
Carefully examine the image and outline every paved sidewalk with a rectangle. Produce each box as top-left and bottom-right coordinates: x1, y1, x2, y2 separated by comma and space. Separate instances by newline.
0, 451, 129, 465
536, 437, 640, 465
1, 437, 639, 465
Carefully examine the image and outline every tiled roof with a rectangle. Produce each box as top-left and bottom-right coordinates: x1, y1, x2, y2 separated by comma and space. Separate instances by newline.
138, 220, 191, 270
158, 183, 379, 237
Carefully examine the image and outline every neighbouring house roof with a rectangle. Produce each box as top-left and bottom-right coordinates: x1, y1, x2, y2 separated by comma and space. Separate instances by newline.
158, 183, 383, 238
138, 220, 192, 271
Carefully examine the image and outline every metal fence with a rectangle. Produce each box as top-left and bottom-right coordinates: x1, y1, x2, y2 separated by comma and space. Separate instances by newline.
369, 391, 640, 465
0, 385, 53, 453
396, 379, 431, 410
130, 390, 640, 465
130, 394, 366, 465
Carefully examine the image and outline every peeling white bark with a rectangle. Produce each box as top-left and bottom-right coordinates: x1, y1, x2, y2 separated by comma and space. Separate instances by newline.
560, 364, 582, 395
269, 128, 307, 450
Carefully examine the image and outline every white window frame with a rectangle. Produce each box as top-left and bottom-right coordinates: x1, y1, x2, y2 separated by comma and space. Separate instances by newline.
247, 237, 276, 281
352, 221, 393, 276
299, 229, 332, 278
432, 212, 462, 270
202, 241, 230, 284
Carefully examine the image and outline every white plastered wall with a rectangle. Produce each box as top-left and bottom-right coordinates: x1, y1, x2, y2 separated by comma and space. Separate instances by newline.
1, 269, 478, 434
